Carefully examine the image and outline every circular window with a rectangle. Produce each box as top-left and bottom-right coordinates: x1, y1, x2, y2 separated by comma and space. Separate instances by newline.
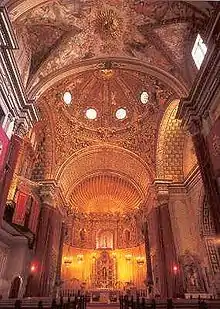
85, 108, 97, 120
140, 91, 149, 104
63, 91, 72, 105
115, 108, 127, 120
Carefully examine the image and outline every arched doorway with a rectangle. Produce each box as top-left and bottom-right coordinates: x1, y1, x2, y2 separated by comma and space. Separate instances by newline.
9, 277, 22, 298
24, 275, 34, 298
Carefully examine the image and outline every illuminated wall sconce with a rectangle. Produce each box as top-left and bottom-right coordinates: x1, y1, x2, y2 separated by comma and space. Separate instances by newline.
136, 256, 145, 266
112, 253, 116, 260
125, 254, 132, 262
63, 255, 73, 266
77, 254, 84, 263
173, 265, 178, 275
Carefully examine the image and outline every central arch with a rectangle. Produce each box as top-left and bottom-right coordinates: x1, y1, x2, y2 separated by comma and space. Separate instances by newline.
56, 144, 153, 200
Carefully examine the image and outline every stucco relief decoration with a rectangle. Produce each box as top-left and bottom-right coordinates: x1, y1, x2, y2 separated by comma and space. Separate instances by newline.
37, 68, 176, 177
181, 251, 206, 293
212, 134, 220, 157
68, 212, 142, 249
12, 0, 208, 84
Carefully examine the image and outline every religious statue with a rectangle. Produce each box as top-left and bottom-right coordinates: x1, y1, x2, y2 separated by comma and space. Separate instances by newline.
181, 251, 206, 293
79, 228, 86, 241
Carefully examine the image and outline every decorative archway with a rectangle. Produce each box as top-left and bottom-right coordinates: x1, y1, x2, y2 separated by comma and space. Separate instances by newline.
9, 276, 22, 298
56, 145, 152, 199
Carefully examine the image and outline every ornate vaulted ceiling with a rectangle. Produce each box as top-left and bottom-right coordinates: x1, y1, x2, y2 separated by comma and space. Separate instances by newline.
7, 0, 213, 89
5, 0, 205, 213
68, 173, 142, 214
36, 67, 176, 179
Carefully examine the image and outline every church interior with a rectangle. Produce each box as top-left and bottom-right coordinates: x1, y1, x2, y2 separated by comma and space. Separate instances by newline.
0, 0, 219, 306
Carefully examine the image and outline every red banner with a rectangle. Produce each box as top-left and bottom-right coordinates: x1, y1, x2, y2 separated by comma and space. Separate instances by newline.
28, 199, 40, 234
0, 134, 22, 223
12, 191, 29, 225
0, 127, 10, 177
207, 116, 220, 176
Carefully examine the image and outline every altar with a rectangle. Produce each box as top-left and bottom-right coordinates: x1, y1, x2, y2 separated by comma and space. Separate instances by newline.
91, 290, 118, 303
100, 291, 109, 303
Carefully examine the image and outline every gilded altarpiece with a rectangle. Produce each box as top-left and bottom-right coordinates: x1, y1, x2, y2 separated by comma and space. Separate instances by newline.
62, 212, 146, 291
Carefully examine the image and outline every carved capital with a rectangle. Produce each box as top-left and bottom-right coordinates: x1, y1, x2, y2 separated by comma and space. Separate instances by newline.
40, 181, 58, 207
188, 118, 202, 136
154, 180, 171, 206
14, 120, 29, 138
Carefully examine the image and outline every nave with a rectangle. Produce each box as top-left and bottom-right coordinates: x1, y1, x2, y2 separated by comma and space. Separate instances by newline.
0, 0, 219, 305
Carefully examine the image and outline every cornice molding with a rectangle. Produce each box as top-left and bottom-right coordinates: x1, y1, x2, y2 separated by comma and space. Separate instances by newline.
176, 10, 220, 128
27, 57, 188, 100
0, 6, 40, 130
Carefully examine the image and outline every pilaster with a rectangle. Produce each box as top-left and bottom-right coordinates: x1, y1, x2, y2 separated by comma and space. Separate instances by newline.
152, 180, 181, 298
27, 182, 63, 297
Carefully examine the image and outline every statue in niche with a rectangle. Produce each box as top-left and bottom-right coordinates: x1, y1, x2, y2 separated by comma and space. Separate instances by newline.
96, 230, 113, 249
124, 229, 131, 245
79, 228, 86, 241
181, 251, 206, 293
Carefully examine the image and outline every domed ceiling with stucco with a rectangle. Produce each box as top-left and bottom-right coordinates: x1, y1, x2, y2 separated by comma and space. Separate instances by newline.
5, 0, 207, 214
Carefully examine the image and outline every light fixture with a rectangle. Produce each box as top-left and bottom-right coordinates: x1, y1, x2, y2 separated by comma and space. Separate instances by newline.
85, 108, 97, 120
115, 108, 126, 120
77, 254, 84, 263
63, 91, 72, 105
63, 255, 73, 266
30, 263, 37, 273
136, 256, 145, 266
63, 246, 73, 266
140, 91, 149, 104
173, 265, 178, 274
125, 254, 132, 262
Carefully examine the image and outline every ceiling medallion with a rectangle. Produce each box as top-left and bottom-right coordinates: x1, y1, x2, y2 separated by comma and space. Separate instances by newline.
94, 9, 123, 41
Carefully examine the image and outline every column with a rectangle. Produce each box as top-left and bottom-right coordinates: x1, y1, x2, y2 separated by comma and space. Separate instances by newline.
189, 119, 220, 234
29, 183, 63, 297
142, 221, 153, 294
154, 181, 179, 298
53, 221, 65, 297
0, 122, 27, 224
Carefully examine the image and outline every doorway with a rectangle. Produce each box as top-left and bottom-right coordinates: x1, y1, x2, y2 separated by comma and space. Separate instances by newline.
9, 276, 22, 298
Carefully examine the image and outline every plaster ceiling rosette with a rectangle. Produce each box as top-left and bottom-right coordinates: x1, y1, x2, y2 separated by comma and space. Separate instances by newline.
8, 0, 210, 88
